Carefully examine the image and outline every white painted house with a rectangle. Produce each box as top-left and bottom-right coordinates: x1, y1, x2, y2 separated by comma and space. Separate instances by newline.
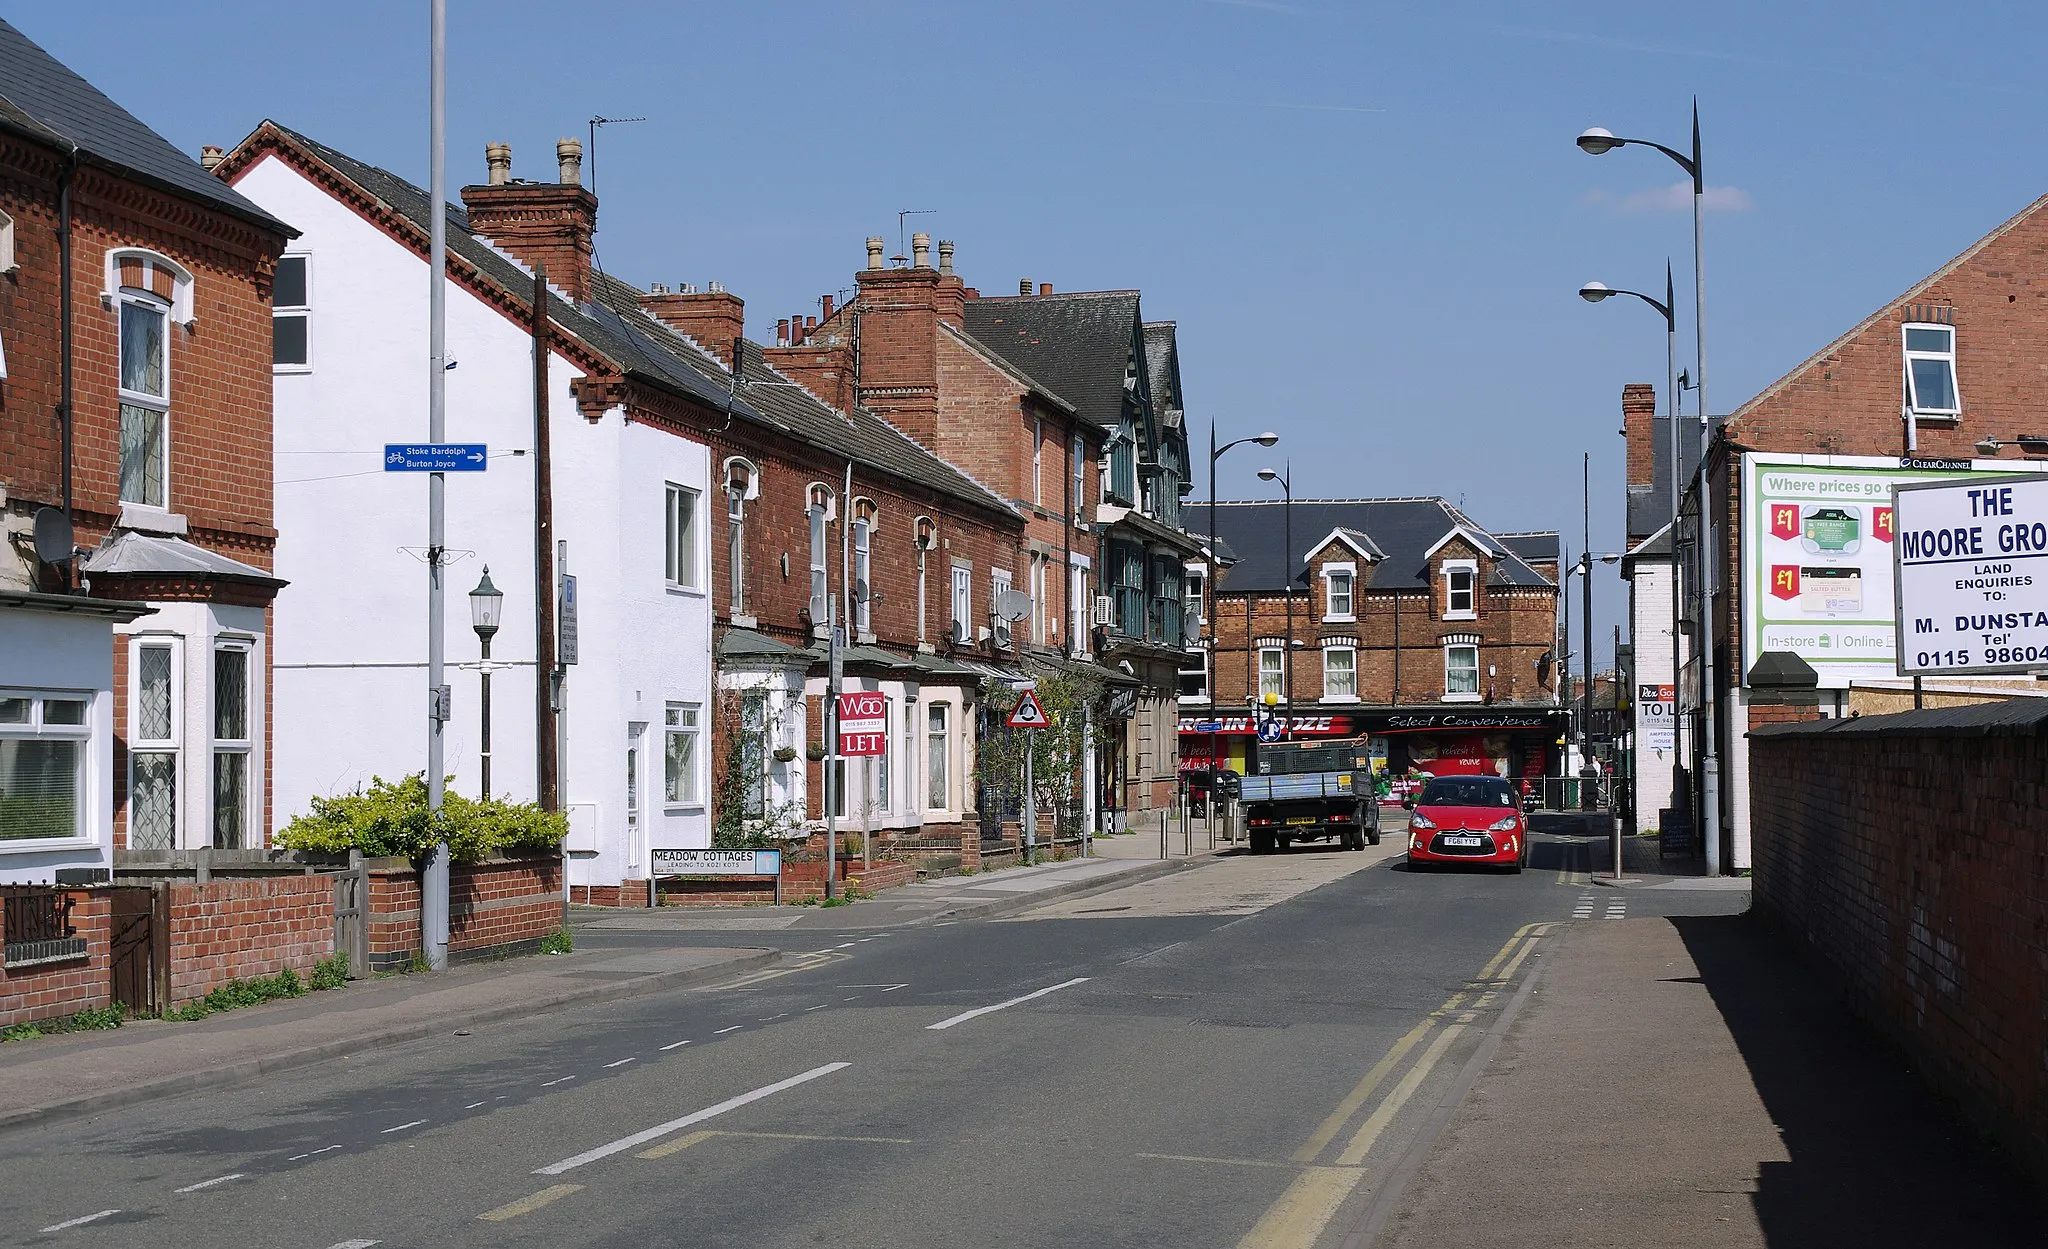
220, 124, 715, 895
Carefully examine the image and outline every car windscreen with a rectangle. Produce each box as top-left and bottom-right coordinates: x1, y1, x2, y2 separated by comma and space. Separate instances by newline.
1418, 778, 1515, 807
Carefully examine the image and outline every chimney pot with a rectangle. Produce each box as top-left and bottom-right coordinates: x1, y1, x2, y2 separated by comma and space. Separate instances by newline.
777, 318, 790, 346
678, 281, 697, 295
708, 280, 726, 294
649, 281, 670, 295
805, 315, 818, 336
911, 232, 932, 268
1020, 278, 1033, 295
936, 239, 955, 276
198, 144, 225, 171
821, 294, 835, 319
555, 137, 583, 186
1039, 282, 1052, 296
485, 141, 512, 185
865, 237, 886, 270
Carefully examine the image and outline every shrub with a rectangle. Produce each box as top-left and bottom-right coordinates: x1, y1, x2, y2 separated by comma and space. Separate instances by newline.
311, 953, 349, 990
275, 773, 566, 863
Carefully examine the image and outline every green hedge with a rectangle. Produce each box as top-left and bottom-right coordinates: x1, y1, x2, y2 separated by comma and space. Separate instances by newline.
275, 774, 565, 863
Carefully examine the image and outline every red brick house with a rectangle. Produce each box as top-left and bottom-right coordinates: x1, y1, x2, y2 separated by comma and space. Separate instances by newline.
1190, 498, 1563, 786
0, 19, 294, 880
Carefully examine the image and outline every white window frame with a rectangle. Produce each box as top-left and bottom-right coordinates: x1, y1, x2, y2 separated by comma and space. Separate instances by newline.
127, 636, 182, 850
1069, 559, 1090, 657
1903, 322, 1960, 418
1323, 562, 1356, 623
1442, 559, 1477, 621
272, 252, 311, 372
665, 483, 704, 592
117, 289, 171, 509
914, 517, 937, 645
211, 642, 253, 850
926, 700, 950, 811
1071, 431, 1087, 522
1179, 647, 1210, 703
852, 502, 876, 637
1033, 415, 1044, 505
1443, 643, 1481, 702
1258, 646, 1285, 702
0, 209, 15, 275
900, 690, 918, 813
0, 689, 94, 848
807, 484, 835, 631
1322, 645, 1358, 702
950, 561, 973, 637
664, 702, 704, 807
991, 567, 1014, 627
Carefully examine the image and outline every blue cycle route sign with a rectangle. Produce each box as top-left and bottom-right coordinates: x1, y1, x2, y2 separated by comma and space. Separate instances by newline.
384, 443, 488, 472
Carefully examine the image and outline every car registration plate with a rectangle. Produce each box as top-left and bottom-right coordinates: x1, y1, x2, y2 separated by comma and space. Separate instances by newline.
1286, 816, 1317, 826
1442, 834, 1483, 847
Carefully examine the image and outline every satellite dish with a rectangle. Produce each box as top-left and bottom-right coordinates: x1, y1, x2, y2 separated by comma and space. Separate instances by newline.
855, 578, 871, 604
995, 588, 1032, 623
32, 508, 75, 566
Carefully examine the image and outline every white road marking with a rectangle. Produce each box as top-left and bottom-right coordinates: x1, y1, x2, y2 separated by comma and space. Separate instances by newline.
534, 1062, 852, 1175
604, 1058, 638, 1068
842, 983, 908, 991
381, 1120, 427, 1133
39, 1210, 119, 1232
714, 1025, 744, 1034
173, 1173, 244, 1193
659, 1040, 692, 1051
926, 977, 1092, 1030
805, 1004, 828, 1011
465, 1101, 488, 1109
325, 1240, 382, 1248
541, 1076, 577, 1087
835, 942, 858, 949
287, 1144, 342, 1161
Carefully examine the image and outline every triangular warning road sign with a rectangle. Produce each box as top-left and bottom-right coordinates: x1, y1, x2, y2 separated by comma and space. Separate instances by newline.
1007, 689, 1051, 729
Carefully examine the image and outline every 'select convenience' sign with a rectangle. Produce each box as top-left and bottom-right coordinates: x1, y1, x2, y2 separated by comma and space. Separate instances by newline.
1894, 475, 2048, 675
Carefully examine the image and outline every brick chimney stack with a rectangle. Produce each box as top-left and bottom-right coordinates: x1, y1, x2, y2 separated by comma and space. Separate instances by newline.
1621, 382, 1658, 490
640, 281, 746, 368
460, 140, 599, 304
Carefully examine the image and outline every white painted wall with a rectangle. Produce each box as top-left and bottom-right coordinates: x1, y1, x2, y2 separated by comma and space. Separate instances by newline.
114, 601, 268, 851
236, 153, 711, 889
0, 609, 118, 883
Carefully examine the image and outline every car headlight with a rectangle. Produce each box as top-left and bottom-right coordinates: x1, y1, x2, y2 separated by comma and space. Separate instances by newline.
1488, 816, 1518, 832
1409, 812, 1436, 830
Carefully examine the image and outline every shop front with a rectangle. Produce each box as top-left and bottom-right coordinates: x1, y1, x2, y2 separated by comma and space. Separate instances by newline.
1177, 707, 1566, 805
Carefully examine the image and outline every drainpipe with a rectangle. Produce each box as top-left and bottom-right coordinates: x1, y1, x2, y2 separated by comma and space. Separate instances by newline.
57, 144, 81, 562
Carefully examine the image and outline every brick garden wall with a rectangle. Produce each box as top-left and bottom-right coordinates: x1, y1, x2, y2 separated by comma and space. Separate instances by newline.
166, 875, 334, 1006
1750, 708, 2048, 1183
368, 857, 562, 969
0, 892, 112, 1029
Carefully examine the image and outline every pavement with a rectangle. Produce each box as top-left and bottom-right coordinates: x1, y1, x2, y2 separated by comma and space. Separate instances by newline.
1375, 912, 2047, 1247
0, 942, 777, 1132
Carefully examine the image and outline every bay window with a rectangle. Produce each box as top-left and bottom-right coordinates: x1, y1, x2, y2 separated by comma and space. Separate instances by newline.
212, 646, 251, 849
129, 640, 179, 849
926, 702, 950, 810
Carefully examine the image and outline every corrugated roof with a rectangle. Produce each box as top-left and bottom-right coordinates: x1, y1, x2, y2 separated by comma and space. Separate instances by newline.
1208, 499, 1554, 593
0, 20, 288, 233
962, 292, 1143, 431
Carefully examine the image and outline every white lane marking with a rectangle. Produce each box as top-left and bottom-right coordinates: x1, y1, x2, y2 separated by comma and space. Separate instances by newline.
759, 1013, 788, 1022
842, 983, 908, 991
926, 977, 1092, 1031
173, 1173, 244, 1193
40, 1210, 120, 1232
842, 996, 863, 1002
713, 1025, 743, 1035
604, 1057, 638, 1068
659, 1040, 692, 1051
856, 937, 875, 942
534, 1062, 852, 1175
381, 1120, 427, 1133
835, 942, 858, 949
287, 1144, 342, 1161
466, 1101, 488, 1109
805, 1004, 828, 1011
541, 1076, 577, 1087
325, 1241, 381, 1249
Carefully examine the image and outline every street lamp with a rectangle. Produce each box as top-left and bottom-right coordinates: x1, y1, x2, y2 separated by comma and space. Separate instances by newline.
1975, 435, 2048, 456
1579, 101, 1723, 875
1579, 263, 1683, 843
1209, 424, 1279, 782
1256, 464, 1294, 737
469, 567, 503, 798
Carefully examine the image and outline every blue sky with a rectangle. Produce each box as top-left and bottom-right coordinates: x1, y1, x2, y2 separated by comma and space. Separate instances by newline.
20, 1, 2048, 668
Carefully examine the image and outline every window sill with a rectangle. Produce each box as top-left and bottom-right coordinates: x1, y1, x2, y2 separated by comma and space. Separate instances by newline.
1910, 412, 1961, 425
1322, 614, 1356, 625
0, 836, 98, 854
1442, 611, 1477, 623
1319, 695, 1360, 705
1440, 693, 1482, 703
666, 583, 707, 599
731, 615, 759, 629
662, 803, 707, 814
117, 503, 188, 536
272, 363, 313, 376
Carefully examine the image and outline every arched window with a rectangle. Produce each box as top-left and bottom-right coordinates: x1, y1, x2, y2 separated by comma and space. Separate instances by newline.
113, 261, 175, 508
851, 498, 878, 635
724, 458, 758, 618
104, 248, 195, 326
806, 484, 836, 633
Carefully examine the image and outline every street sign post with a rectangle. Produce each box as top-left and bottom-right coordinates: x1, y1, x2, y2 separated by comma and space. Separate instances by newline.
1893, 475, 2048, 676
385, 443, 488, 472
1006, 690, 1050, 728
1006, 690, 1049, 863
837, 691, 887, 756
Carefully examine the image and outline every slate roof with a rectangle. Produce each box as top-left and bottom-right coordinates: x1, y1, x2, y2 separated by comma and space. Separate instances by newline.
1142, 321, 1181, 415
260, 125, 1012, 520
1627, 417, 1718, 541
962, 292, 1143, 431
1495, 531, 1561, 567
0, 20, 288, 233
1206, 499, 1555, 594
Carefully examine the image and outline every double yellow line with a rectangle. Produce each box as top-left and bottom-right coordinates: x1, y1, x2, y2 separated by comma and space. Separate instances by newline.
1233, 922, 1549, 1249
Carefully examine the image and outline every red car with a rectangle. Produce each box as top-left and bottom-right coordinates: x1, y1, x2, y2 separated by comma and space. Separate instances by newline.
1404, 775, 1529, 873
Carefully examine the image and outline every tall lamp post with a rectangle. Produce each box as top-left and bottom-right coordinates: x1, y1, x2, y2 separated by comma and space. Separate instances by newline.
1256, 464, 1294, 738
469, 568, 503, 798
1579, 103, 1722, 874
1210, 424, 1279, 781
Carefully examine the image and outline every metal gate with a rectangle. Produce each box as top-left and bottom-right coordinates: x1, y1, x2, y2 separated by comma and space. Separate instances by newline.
107, 886, 164, 1015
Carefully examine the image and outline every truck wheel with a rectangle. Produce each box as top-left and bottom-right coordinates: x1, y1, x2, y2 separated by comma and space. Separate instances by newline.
1251, 831, 1273, 854
1368, 830, 1382, 846
1277, 836, 1293, 852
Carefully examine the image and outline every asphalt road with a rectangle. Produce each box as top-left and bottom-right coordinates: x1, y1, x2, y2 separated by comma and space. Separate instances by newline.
0, 829, 1743, 1249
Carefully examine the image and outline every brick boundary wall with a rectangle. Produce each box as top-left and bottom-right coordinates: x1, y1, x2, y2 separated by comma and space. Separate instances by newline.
166, 876, 335, 1007
1750, 705, 2048, 1184
366, 857, 563, 971
0, 892, 112, 1029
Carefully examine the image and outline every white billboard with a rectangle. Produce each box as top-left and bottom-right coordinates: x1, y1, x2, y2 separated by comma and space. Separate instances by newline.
1741, 455, 2048, 688
1894, 475, 2048, 675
